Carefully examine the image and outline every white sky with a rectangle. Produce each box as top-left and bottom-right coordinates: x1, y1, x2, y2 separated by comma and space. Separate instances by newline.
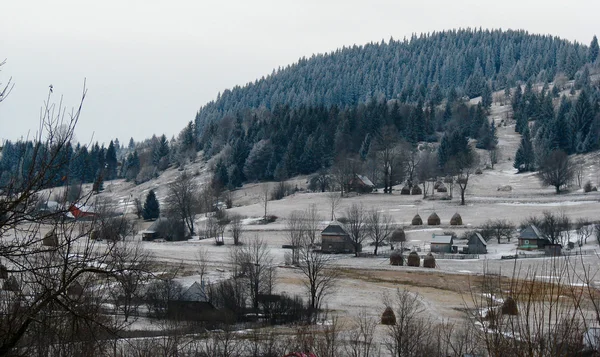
0, 0, 598, 145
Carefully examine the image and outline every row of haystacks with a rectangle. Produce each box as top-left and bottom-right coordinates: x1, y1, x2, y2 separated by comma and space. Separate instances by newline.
400, 180, 451, 195
390, 251, 436, 268
411, 212, 462, 226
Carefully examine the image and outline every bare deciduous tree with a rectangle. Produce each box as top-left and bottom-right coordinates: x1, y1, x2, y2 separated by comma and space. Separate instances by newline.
416, 149, 437, 198
326, 190, 342, 221
344, 309, 377, 357
344, 203, 367, 257
229, 214, 244, 245
366, 208, 394, 255
305, 203, 321, 246
165, 171, 200, 235
259, 183, 271, 220
482, 219, 516, 243
287, 210, 307, 265
298, 243, 340, 312
538, 150, 574, 194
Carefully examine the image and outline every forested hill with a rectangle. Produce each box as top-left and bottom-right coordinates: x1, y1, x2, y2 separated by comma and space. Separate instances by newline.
194, 29, 590, 131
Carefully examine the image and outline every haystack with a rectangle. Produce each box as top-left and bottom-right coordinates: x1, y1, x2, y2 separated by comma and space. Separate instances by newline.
433, 181, 443, 190
411, 214, 423, 226
390, 228, 406, 242
67, 281, 84, 297
407, 251, 420, 267
43, 230, 59, 247
427, 212, 440, 225
411, 185, 422, 195
423, 253, 436, 268
390, 251, 404, 266
381, 306, 396, 325
400, 185, 411, 195
450, 213, 463, 226
501, 296, 518, 315
0, 265, 8, 279
437, 183, 447, 193
3, 276, 19, 291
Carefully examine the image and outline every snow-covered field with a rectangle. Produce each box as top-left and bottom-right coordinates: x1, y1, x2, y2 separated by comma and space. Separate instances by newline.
58, 100, 600, 329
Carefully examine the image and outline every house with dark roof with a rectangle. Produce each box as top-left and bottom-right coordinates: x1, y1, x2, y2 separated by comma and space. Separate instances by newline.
518, 225, 549, 250
468, 232, 487, 254
321, 221, 358, 254
141, 217, 168, 241
348, 174, 375, 193
430, 234, 453, 253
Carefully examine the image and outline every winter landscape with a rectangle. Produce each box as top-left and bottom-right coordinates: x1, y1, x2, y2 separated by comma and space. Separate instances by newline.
3, 9, 600, 357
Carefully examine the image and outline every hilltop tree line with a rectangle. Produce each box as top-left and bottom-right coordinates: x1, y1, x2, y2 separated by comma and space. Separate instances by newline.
194, 29, 593, 137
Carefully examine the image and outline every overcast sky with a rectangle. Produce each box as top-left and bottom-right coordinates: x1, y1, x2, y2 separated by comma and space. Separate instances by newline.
1, 0, 598, 146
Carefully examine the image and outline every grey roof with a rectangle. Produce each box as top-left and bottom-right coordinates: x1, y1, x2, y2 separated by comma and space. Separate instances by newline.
144, 217, 168, 233
356, 174, 375, 187
321, 221, 349, 236
181, 281, 208, 302
469, 232, 487, 246
431, 235, 453, 244
519, 225, 543, 239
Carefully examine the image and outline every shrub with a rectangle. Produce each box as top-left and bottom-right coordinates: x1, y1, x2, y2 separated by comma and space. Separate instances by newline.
584, 180, 593, 193
271, 181, 293, 200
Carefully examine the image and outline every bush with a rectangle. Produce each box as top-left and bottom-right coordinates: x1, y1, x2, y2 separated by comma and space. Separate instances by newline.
584, 180, 593, 193
271, 181, 293, 200
262, 215, 278, 224
136, 166, 156, 184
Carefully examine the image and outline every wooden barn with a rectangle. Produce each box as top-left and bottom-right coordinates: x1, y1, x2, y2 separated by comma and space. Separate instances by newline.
430, 234, 453, 253
321, 222, 358, 254
141, 217, 168, 241
518, 225, 549, 250
348, 174, 375, 193
468, 232, 488, 254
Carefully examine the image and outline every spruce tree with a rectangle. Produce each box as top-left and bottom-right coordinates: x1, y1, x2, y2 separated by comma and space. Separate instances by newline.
105, 140, 118, 180
590, 35, 599, 63
142, 190, 160, 220
514, 127, 535, 172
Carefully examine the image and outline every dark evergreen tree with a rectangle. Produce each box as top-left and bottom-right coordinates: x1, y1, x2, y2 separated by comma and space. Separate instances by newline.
105, 140, 118, 180
590, 35, 599, 63
142, 190, 160, 220
514, 127, 535, 172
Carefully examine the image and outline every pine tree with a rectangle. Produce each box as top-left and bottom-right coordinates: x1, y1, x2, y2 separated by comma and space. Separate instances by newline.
590, 35, 599, 63
142, 190, 160, 220
105, 140, 118, 180
514, 127, 535, 172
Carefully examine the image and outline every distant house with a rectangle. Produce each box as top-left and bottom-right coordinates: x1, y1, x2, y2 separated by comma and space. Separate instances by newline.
467, 232, 487, 254
348, 174, 375, 193
518, 225, 549, 250
68, 204, 97, 219
430, 234, 454, 253
141, 218, 167, 241
321, 221, 358, 254
168, 281, 215, 321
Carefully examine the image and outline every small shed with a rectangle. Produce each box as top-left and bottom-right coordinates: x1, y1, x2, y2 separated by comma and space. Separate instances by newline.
427, 212, 440, 226
411, 214, 423, 226
467, 232, 487, 254
407, 251, 420, 267
390, 251, 404, 266
450, 213, 463, 226
518, 225, 548, 250
430, 234, 453, 253
142, 217, 168, 241
321, 222, 358, 254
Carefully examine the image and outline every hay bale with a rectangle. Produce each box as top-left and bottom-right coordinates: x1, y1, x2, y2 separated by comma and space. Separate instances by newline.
381, 306, 396, 325
497, 185, 513, 192
593, 186, 598, 192
423, 253, 436, 268
43, 230, 59, 247
390, 228, 405, 242
0, 265, 8, 279
433, 181, 443, 190
390, 250, 404, 266
475, 168, 483, 175
67, 281, 84, 297
400, 185, 411, 195
407, 251, 420, 267
450, 213, 463, 226
3, 276, 19, 291
427, 212, 440, 226
437, 183, 447, 193
501, 296, 518, 315
411, 185, 422, 195
411, 214, 423, 226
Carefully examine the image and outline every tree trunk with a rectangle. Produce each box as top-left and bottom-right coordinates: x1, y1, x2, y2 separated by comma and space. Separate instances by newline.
374, 244, 379, 256
460, 189, 466, 205
555, 185, 560, 194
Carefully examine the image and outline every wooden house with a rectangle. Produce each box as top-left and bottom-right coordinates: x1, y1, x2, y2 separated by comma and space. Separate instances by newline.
348, 174, 375, 193
430, 234, 453, 253
468, 232, 487, 254
141, 217, 167, 241
518, 225, 549, 250
321, 222, 358, 254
